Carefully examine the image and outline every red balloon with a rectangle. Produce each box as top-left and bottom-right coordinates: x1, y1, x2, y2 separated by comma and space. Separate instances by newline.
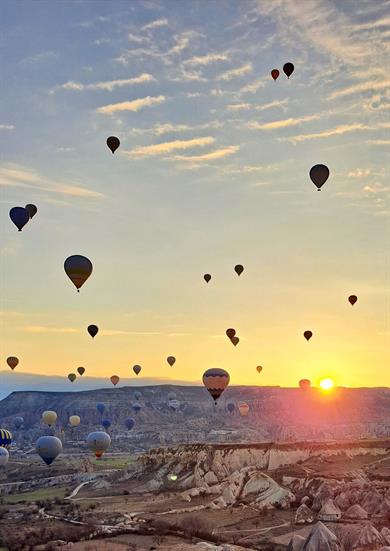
271, 69, 279, 80
348, 295, 357, 306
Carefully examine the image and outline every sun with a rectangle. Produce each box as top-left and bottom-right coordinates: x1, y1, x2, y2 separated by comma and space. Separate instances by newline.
319, 377, 335, 391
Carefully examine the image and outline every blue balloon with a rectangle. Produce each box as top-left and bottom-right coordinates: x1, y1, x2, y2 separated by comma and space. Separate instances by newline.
14, 417, 24, 429
96, 403, 105, 415
0, 429, 12, 450
9, 207, 30, 231
125, 418, 135, 430
227, 403, 235, 413
132, 403, 141, 414
101, 419, 111, 430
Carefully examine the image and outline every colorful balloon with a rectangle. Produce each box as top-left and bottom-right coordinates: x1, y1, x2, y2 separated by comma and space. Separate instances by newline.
96, 403, 105, 415
133, 364, 141, 376
42, 411, 57, 427
234, 264, 244, 276
87, 325, 99, 338
101, 419, 111, 430
0, 448, 9, 467
299, 379, 311, 390
348, 295, 358, 306
36, 436, 62, 465
309, 164, 329, 191
77, 366, 85, 376
68, 373, 76, 383
238, 401, 249, 416
64, 255, 93, 292
125, 418, 135, 430
14, 417, 24, 429
303, 331, 313, 341
256, 366, 263, 374
271, 69, 279, 80
7, 357, 18, 370
167, 356, 176, 367
25, 204, 37, 219
227, 403, 235, 413
86, 431, 111, 458
110, 375, 120, 386
69, 415, 80, 427
204, 273, 211, 283
9, 207, 29, 231
202, 368, 230, 404
283, 62, 294, 78
106, 136, 120, 154
0, 429, 12, 450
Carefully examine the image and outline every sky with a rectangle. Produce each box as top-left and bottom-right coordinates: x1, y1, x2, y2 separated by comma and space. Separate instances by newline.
1, 0, 389, 391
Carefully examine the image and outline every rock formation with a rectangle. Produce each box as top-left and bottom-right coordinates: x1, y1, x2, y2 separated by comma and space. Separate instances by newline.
295, 503, 314, 524
303, 521, 344, 551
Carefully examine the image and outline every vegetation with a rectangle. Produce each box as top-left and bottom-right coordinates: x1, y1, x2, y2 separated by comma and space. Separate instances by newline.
4, 486, 67, 504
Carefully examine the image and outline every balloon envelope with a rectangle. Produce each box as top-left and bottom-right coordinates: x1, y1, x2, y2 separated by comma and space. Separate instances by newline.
231, 336, 240, 346
87, 431, 111, 458
303, 330, 313, 341
348, 295, 358, 306
7, 357, 18, 370
0, 429, 12, 450
125, 418, 135, 430
226, 328, 236, 339
69, 415, 80, 427
101, 419, 111, 430
9, 207, 29, 231
14, 417, 24, 429
77, 366, 85, 376
110, 375, 120, 386
309, 164, 329, 190
25, 204, 37, 219
42, 411, 57, 427
134, 391, 142, 401
227, 403, 235, 413
68, 373, 76, 383
36, 436, 62, 465
87, 325, 99, 338
106, 136, 120, 154
204, 273, 211, 283
0, 448, 9, 467
256, 366, 263, 374
271, 69, 279, 80
202, 368, 230, 403
133, 364, 141, 375
168, 391, 176, 401
168, 399, 180, 411
299, 379, 311, 390
96, 403, 105, 415
283, 62, 294, 78
238, 401, 250, 416
234, 264, 244, 276
167, 356, 176, 367
64, 255, 93, 291
132, 403, 142, 413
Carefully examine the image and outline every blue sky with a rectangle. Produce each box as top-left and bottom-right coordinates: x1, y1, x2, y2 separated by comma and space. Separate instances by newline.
1, 0, 389, 389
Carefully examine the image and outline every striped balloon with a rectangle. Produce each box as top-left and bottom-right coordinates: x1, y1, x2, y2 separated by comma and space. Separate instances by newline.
0, 429, 12, 450
202, 368, 230, 404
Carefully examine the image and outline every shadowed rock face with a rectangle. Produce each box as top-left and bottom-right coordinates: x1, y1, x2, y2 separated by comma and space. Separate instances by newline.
303, 522, 344, 551
288, 535, 306, 551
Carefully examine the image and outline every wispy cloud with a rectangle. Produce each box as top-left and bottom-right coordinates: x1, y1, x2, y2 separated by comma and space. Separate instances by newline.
255, 99, 289, 112
171, 145, 239, 162
23, 326, 80, 334
328, 79, 390, 100
238, 78, 266, 94
0, 124, 15, 130
217, 63, 252, 81
127, 137, 215, 158
97, 95, 165, 115
183, 53, 228, 66
247, 114, 321, 130
348, 168, 371, 178
0, 164, 103, 198
227, 103, 251, 111
281, 122, 390, 143
366, 139, 390, 145
56, 73, 155, 92
141, 17, 169, 31
130, 121, 223, 136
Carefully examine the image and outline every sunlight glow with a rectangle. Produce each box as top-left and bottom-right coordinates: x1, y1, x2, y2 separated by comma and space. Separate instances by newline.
319, 378, 335, 391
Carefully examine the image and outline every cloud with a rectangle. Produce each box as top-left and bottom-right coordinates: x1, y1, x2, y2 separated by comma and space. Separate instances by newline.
348, 168, 371, 178
247, 114, 321, 130
282, 122, 390, 143
328, 79, 390, 100
127, 137, 215, 157
217, 63, 253, 81
183, 53, 229, 66
97, 95, 165, 114
238, 78, 266, 94
366, 139, 390, 145
223, 164, 278, 174
23, 326, 80, 334
170, 145, 239, 162
0, 124, 15, 130
21, 51, 57, 64
0, 164, 103, 198
255, 99, 289, 112
57, 73, 155, 92
75, 15, 109, 28
141, 17, 169, 31
128, 32, 149, 44
227, 103, 251, 111
130, 121, 223, 136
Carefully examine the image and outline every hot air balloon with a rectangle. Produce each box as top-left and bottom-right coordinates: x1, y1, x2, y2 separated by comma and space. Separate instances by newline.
96, 403, 105, 415
0, 430, 12, 450
87, 431, 111, 458
168, 391, 176, 401
9, 207, 29, 231
303, 331, 313, 341
64, 255, 93, 292
14, 417, 24, 430
231, 336, 239, 346
256, 366, 263, 374
125, 418, 135, 430
238, 401, 249, 416
68, 373, 76, 383
204, 273, 211, 283
309, 164, 329, 191
25, 204, 37, 219
36, 436, 62, 465
110, 375, 120, 386
106, 136, 120, 154
168, 399, 180, 412
0, 448, 9, 467
226, 328, 236, 339
132, 403, 142, 414
283, 62, 294, 78
87, 325, 99, 338
69, 415, 80, 427
101, 419, 111, 430
134, 391, 142, 401
133, 364, 141, 376
42, 411, 57, 427
271, 69, 279, 80
299, 379, 311, 390
348, 295, 358, 306
167, 356, 176, 367
7, 357, 18, 370
234, 264, 244, 276
227, 402, 235, 413
202, 368, 230, 404
77, 366, 85, 376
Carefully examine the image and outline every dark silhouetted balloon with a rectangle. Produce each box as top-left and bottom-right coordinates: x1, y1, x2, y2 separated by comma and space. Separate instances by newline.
309, 164, 329, 191
168, 391, 176, 401
299, 378, 311, 390
167, 356, 176, 367
110, 375, 119, 386
271, 69, 279, 80
68, 373, 76, 383
25, 204, 37, 219
234, 264, 244, 276
7, 357, 19, 370
202, 368, 230, 404
226, 328, 236, 339
101, 419, 111, 430
256, 366, 263, 374
303, 331, 313, 341
134, 391, 142, 401
77, 366, 85, 376
133, 364, 141, 375
106, 136, 120, 154
283, 62, 294, 78
132, 403, 142, 414
125, 418, 135, 430
96, 403, 105, 415
227, 403, 235, 413
64, 255, 93, 292
204, 274, 211, 283
87, 325, 99, 338
231, 336, 240, 346
36, 435, 62, 465
348, 295, 358, 306
9, 207, 30, 231
14, 416, 24, 430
